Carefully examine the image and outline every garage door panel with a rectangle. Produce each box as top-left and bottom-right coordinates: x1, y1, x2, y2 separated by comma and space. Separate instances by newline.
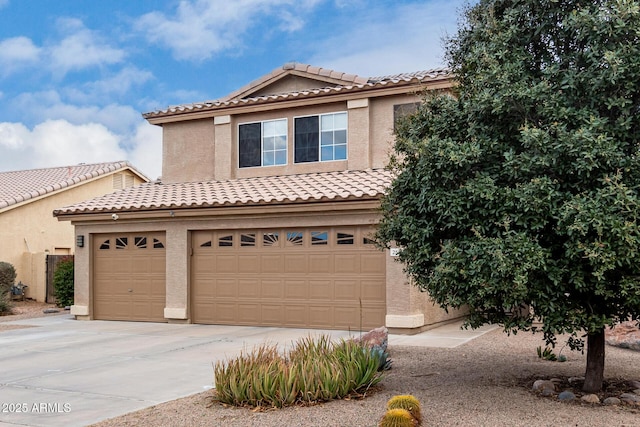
284, 306, 308, 325
284, 280, 307, 299
237, 279, 258, 297
335, 255, 359, 273
261, 280, 284, 298
261, 255, 283, 273
361, 280, 386, 300
308, 254, 332, 273
261, 305, 283, 324
216, 255, 237, 273
238, 304, 261, 323
361, 254, 386, 274
238, 255, 260, 273
308, 280, 332, 300
284, 254, 307, 273
192, 227, 385, 330
213, 279, 236, 297
334, 280, 359, 299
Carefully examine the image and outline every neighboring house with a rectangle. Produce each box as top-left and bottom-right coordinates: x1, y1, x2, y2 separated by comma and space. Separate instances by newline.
55, 63, 464, 332
0, 161, 148, 302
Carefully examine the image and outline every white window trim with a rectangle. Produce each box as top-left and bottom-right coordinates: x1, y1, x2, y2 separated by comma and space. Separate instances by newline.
293, 111, 348, 164
237, 118, 288, 168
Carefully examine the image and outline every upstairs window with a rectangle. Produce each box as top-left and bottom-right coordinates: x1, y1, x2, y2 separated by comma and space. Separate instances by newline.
294, 112, 347, 163
238, 119, 287, 168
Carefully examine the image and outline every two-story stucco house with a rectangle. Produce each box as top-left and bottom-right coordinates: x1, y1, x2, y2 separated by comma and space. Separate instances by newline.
0, 161, 148, 302
55, 63, 464, 332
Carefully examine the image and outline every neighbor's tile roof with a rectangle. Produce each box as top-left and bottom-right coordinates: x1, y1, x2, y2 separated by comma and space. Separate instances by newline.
53, 169, 394, 216
143, 63, 450, 119
0, 161, 144, 210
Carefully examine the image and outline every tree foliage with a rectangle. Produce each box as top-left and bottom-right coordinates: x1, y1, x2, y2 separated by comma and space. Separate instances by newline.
376, 0, 640, 391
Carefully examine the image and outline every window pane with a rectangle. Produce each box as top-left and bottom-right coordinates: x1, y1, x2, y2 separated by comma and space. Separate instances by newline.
262, 120, 275, 136
274, 119, 287, 135
239, 123, 261, 168
321, 114, 333, 129
263, 136, 275, 151
263, 152, 274, 166
294, 116, 319, 163
274, 135, 286, 150
321, 146, 333, 161
275, 150, 287, 165
334, 130, 347, 144
321, 131, 333, 146
311, 231, 328, 245
334, 144, 347, 160
333, 112, 347, 129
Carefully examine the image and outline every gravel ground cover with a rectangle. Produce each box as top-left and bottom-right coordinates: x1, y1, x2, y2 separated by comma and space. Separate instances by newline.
3, 301, 639, 426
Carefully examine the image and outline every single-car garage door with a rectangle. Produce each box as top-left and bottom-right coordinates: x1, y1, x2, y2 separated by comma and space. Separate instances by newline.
191, 227, 385, 330
93, 232, 166, 322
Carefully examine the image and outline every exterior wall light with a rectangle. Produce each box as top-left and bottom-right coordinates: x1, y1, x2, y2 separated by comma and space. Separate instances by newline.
76, 235, 85, 248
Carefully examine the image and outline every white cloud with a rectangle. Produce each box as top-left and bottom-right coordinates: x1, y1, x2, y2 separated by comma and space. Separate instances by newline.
0, 0, 9, 9
136, 0, 321, 61
127, 122, 163, 180
0, 119, 162, 179
307, 0, 467, 76
48, 17, 125, 76
64, 67, 155, 104
0, 37, 41, 76
12, 90, 141, 135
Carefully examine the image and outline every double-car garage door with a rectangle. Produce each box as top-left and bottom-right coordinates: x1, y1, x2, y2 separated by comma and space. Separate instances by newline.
92, 227, 386, 329
191, 226, 386, 330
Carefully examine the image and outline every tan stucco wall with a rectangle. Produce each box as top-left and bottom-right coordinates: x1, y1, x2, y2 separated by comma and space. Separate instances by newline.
160, 92, 426, 183
0, 171, 145, 301
162, 119, 216, 183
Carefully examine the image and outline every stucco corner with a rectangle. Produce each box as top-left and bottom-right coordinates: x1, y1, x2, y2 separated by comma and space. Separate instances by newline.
70, 305, 89, 316
164, 307, 187, 319
385, 314, 425, 329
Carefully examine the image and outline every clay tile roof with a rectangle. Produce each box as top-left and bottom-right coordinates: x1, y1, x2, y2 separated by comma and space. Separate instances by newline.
0, 161, 147, 210
143, 64, 450, 119
53, 168, 394, 216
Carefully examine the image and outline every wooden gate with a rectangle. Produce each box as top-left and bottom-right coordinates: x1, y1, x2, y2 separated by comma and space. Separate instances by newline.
46, 255, 73, 304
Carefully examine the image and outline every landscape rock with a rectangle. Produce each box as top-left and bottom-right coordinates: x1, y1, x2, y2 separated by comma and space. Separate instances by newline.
532, 380, 556, 393
355, 326, 388, 353
620, 393, 640, 404
605, 321, 640, 351
581, 394, 600, 404
633, 389, 640, 396
629, 380, 640, 389
541, 388, 555, 397
558, 391, 576, 401
42, 308, 60, 314
603, 397, 621, 406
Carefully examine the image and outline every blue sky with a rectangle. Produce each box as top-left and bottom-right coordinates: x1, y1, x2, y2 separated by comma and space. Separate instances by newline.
0, 0, 468, 180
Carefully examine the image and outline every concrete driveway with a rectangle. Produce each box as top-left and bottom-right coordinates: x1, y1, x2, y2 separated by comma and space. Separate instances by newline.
0, 314, 495, 427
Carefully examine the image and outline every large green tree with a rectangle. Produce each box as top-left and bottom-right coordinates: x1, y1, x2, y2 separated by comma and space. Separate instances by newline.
376, 0, 640, 392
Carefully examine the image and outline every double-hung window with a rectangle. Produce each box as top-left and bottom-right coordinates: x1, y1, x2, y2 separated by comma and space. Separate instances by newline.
294, 112, 347, 163
238, 119, 287, 168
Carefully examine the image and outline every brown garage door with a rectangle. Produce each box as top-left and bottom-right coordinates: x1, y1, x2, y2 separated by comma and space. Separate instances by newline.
191, 227, 385, 330
93, 232, 166, 322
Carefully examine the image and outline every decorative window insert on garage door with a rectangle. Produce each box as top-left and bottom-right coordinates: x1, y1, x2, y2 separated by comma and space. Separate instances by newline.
93, 232, 166, 322
191, 226, 385, 330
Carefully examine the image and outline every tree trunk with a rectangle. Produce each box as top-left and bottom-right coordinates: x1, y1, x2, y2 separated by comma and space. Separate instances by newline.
583, 328, 605, 393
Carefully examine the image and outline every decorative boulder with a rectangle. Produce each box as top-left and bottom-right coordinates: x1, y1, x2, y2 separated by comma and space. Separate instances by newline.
356, 326, 388, 354
605, 321, 640, 351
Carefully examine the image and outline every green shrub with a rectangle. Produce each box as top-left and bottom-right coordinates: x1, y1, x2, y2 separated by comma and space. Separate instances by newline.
387, 395, 421, 425
0, 261, 16, 297
214, 334, 384, 408
0, 293, 13, 315
53, 257, 74, 307
379, 408, 417, 427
